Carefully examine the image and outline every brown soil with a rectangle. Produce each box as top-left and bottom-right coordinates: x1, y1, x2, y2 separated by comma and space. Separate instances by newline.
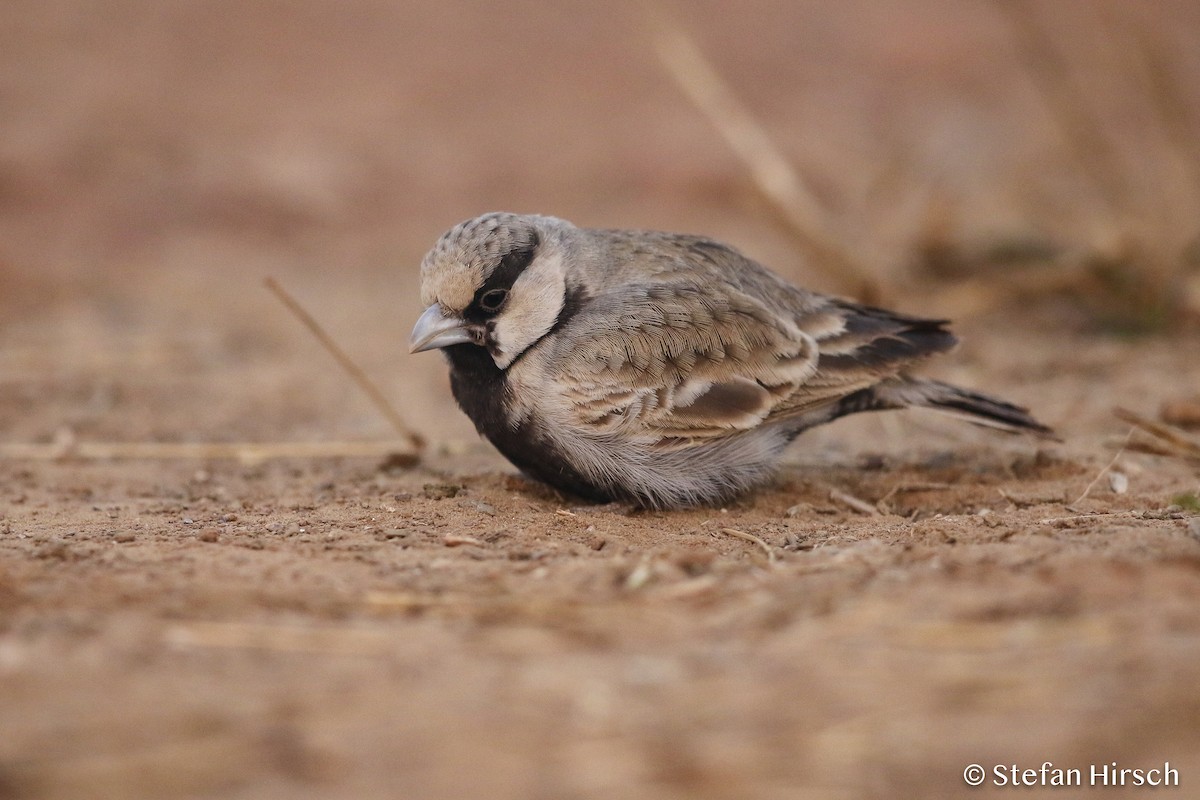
2, 3, 1200, 798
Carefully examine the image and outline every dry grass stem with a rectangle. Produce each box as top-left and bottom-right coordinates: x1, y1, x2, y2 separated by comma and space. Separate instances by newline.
986, 3, 1200, 329
443, 534, 484, 547
265, 277, 424, 452
655, 574, 720, 600
829, 488, 879, 516
0, 440, 415, 462
991, 0, 1126, 215
1069, 428, 1134, 507
649, 14, 873, 297
1126, 20, 1200, 209
1114, 407, 1200, 461
719, 527, 777, 562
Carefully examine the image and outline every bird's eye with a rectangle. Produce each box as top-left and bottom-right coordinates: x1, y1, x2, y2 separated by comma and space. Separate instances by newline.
479, 289, 508, 313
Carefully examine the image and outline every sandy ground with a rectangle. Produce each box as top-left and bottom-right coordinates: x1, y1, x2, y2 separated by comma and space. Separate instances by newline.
3, 2, 1200, 798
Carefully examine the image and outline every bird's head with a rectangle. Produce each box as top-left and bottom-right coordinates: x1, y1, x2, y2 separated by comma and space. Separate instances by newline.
409, 212, 576, 369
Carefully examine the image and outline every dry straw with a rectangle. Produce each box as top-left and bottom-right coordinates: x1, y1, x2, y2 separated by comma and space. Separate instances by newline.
1115, 407, 1200, 462
0, 280, 423, 463
719, 526, 777, 562
648, 9, 875, 299
651, 3, 1200, 325
266, 277, 424, 453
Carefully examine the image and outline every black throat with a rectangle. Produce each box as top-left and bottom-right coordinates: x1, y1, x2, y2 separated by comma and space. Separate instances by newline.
440, 285, 607, 503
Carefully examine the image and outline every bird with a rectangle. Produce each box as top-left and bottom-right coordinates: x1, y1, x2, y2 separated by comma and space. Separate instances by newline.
410, 212, 1053, 509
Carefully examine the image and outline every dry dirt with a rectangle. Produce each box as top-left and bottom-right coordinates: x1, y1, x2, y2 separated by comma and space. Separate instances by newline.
3, 2, 1200, 799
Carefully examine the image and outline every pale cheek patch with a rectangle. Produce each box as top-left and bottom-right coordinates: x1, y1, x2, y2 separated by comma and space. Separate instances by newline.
490, 256, 566, 369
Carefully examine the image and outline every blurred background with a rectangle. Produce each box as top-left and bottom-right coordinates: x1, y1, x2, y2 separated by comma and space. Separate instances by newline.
3, 6, 1200, 799
3, 0, 1199, 449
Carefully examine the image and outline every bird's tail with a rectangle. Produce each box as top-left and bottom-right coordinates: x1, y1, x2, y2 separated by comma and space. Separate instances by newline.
837, 377, 1057, 438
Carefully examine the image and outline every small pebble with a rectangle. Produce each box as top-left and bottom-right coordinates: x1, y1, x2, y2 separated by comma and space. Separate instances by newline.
623, 561, 655, 591
1108, 471, 1129, 494
198, 529, 221, 543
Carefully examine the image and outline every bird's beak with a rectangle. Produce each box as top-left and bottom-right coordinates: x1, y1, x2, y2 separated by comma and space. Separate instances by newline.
409, 304, 476, 353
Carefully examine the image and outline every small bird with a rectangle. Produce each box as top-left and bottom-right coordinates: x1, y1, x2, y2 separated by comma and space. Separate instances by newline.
410, 212, 1052, 508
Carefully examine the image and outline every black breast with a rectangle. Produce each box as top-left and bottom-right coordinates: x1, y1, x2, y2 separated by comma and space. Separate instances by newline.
442, 343, 611, 502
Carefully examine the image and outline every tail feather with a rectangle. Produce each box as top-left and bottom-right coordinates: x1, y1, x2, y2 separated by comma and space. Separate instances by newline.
835, 378, 1056, 439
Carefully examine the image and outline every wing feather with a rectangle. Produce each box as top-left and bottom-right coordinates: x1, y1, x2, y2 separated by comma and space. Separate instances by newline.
508, 233, 959, 446
542, 281, 818, 439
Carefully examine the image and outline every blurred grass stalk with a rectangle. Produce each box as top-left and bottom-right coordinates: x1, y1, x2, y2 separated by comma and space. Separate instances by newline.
1114, 407, 1200, 463
978, 0, 1200, 331
650, 2, 1200, 330
266, 277, 426, 453
648, 8, 878, 300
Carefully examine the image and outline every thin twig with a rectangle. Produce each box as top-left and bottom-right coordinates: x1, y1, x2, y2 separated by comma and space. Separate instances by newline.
655, 574, 720, 600
719, 527, 777, 562
1114, 407, 1200, 460
829, 488, 879, 516
1068, 427, 1133, 507
648, 12, 874, 297
443, 534, 484, 547
265, 277, 424, 452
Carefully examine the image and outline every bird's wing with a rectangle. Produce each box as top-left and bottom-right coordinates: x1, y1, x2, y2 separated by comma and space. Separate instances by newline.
533, 280, 825, 441
770, 299, 959, 415
529, 278, 961, 445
